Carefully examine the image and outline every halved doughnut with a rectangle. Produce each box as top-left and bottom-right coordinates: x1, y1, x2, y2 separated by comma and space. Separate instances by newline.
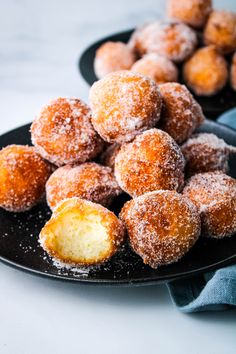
39, 197, 125, 266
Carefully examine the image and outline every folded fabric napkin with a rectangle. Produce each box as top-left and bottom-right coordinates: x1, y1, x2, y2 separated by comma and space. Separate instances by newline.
167, 109, 236, 312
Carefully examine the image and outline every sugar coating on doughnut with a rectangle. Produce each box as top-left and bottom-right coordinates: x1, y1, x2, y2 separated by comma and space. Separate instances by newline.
130, 20, 197, 62
183, 46, 228, 96
127, 24, 147, 55
90, 71, 162, 143
114, 128, 185, 197
99, 143, 121, 170
0, 145, 52, 212
94, 41, 136, 79
182, 133, 236, 177
31, 97, 104, 166
120, 190, 200, 268
131, 53, 178, 84
231, 52, 236, 91
158, 83, 205, 144
167, 0, 212, 28
204, 10, 236, 54
39, 197, 125, 266
183, 172, 236, 238
46, 162, 122, 210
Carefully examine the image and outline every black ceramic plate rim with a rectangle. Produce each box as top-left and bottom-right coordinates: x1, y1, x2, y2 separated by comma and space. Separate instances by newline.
0, 121, 236, 285
0, 246, 235, 286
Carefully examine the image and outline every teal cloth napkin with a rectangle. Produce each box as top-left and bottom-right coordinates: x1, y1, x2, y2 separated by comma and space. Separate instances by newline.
167, 109, 236, 312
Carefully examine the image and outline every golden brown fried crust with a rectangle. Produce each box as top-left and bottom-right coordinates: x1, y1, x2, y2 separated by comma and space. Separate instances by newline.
89, 70, 162, 143
183, 46, 228, 96
167, 0, 212, 28
94, 41, 136, 79
0, 145, 52, 212
131, 53, 178, 84
120, 190, 200, 268
183, 172, 236, 238
114, 128, 185, 197
46, 162, 122, 210
127, 24, 148, 57
31, 97, 104, 166
181, 133, 235, 177
129, 21, 197, 62
158, 83, 205, 144
204, 10, 236, 54
40, 197, 126, 266
230, 52, 236, 91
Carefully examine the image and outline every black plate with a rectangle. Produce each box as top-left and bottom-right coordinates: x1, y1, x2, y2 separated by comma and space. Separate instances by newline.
0, 121, 236, 285
79, 29, 236, 119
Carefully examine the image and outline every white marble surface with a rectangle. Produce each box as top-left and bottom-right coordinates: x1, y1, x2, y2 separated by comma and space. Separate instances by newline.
0, 1, 236, 353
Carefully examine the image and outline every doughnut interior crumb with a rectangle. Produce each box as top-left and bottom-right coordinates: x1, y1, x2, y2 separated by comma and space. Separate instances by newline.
39, 198, 125, 266
43, 212, 110, 262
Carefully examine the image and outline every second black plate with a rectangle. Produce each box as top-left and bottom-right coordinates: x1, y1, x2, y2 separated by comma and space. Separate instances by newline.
79, 29, 236, 119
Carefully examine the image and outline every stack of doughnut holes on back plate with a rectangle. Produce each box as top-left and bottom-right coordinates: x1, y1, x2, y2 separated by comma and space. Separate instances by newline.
95, 0, 236, 96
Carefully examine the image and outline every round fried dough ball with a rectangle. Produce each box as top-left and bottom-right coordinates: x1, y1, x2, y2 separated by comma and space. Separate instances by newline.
204, 10, 236, 54
183, 46, 228, 96
46, 162, 122, 210
230, 52, 236, 91
129, 20, 197, 62
114, 128, 185, 197
131, 53, 178, 84
128, 24, 147, 55
89, 70, 162, 143
39, 197, 125, 266
183, 172, 236, 238
158, 83, 205, 144
182, 133, 236, 177
99, 143, 121, 170
167, 0, 212, 28
0, 145, 52, 212
94, 41, 136, 79
31, 97, 104, 166
120, 190, 200, 268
